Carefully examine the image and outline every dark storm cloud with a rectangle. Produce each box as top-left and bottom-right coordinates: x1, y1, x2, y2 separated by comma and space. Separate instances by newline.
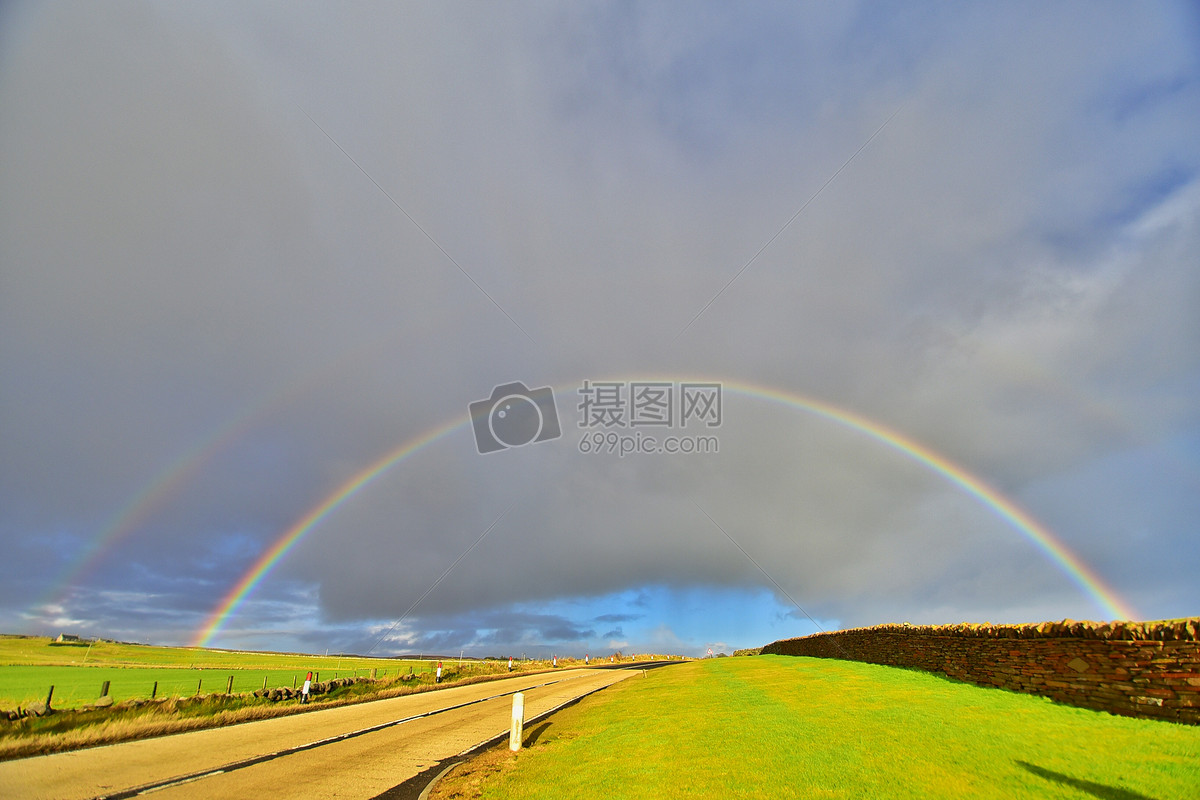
345, 609, 604, 657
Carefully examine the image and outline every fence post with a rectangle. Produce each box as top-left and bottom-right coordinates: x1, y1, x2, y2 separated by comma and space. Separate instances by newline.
226, 675, 234, 695
151, 681, 157, 699
262, 676, 268, 691
509, 692, 525, 751
101, 680, 110, 697
196, 678, 202, 696
45, 685, 54, 710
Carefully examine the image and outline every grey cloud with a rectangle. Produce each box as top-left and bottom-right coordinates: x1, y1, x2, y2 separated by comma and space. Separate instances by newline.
2, 2, 1197, 655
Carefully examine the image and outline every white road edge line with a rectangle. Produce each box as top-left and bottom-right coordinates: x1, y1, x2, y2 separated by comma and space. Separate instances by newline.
416, 762, 463, 800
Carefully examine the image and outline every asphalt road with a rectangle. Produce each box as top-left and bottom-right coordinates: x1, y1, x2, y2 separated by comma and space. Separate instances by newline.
1, 665, 657, 800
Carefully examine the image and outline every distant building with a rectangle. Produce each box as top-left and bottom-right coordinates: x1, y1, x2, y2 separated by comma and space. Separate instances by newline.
55, 633, 81, 643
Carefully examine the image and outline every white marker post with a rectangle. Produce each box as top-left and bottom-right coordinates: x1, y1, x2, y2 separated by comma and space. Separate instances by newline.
509, 692, 525, 751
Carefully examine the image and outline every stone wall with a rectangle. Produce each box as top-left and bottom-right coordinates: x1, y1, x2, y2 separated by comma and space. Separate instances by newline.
762, 618, 1200, 724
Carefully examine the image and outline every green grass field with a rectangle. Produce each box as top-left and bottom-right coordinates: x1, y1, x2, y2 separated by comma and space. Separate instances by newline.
0, 635, 576, 758
455, 656, 1200, 800
0, 635, 436, 709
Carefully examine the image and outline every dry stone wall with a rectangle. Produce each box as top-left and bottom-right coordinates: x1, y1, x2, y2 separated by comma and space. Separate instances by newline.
762, 618, 1200, 724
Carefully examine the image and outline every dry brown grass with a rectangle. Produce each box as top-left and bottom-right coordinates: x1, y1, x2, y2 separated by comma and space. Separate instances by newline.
427, 744, 520, 800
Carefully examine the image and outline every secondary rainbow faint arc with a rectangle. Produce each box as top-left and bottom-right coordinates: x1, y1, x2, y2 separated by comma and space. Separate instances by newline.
38, 410, 260, 615
37, 337, 402, 620
192, 415, 466, 647
194, 378, 1135, 647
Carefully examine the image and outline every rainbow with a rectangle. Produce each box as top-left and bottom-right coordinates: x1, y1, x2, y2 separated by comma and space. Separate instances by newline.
193, 377, 1136, 647
192, 416, 466, 646
34, 338, 400, 621
35, 406, 265, 617
729, 383, 1135, 620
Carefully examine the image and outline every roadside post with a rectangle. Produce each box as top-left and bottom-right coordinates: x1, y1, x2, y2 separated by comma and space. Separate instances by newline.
509, 692, 525, 751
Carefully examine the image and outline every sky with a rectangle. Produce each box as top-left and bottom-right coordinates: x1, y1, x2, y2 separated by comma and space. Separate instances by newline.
1, 1, 1197, 659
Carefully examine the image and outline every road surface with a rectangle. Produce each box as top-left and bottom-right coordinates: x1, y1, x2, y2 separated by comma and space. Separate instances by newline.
2, 665, 654, 799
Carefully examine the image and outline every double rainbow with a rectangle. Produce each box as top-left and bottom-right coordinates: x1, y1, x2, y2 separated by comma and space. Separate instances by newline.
192, 378, 1136, 647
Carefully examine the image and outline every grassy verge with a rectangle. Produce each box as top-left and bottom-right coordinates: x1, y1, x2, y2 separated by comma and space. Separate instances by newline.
432, 656, 1200, 800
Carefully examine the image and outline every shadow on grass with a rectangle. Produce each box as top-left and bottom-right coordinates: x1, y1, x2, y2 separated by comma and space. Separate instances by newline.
1016, 761, 1159, 800
524, 721, 552, 747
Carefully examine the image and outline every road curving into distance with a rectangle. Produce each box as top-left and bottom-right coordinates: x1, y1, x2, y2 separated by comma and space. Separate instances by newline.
2, 663, 673, 800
